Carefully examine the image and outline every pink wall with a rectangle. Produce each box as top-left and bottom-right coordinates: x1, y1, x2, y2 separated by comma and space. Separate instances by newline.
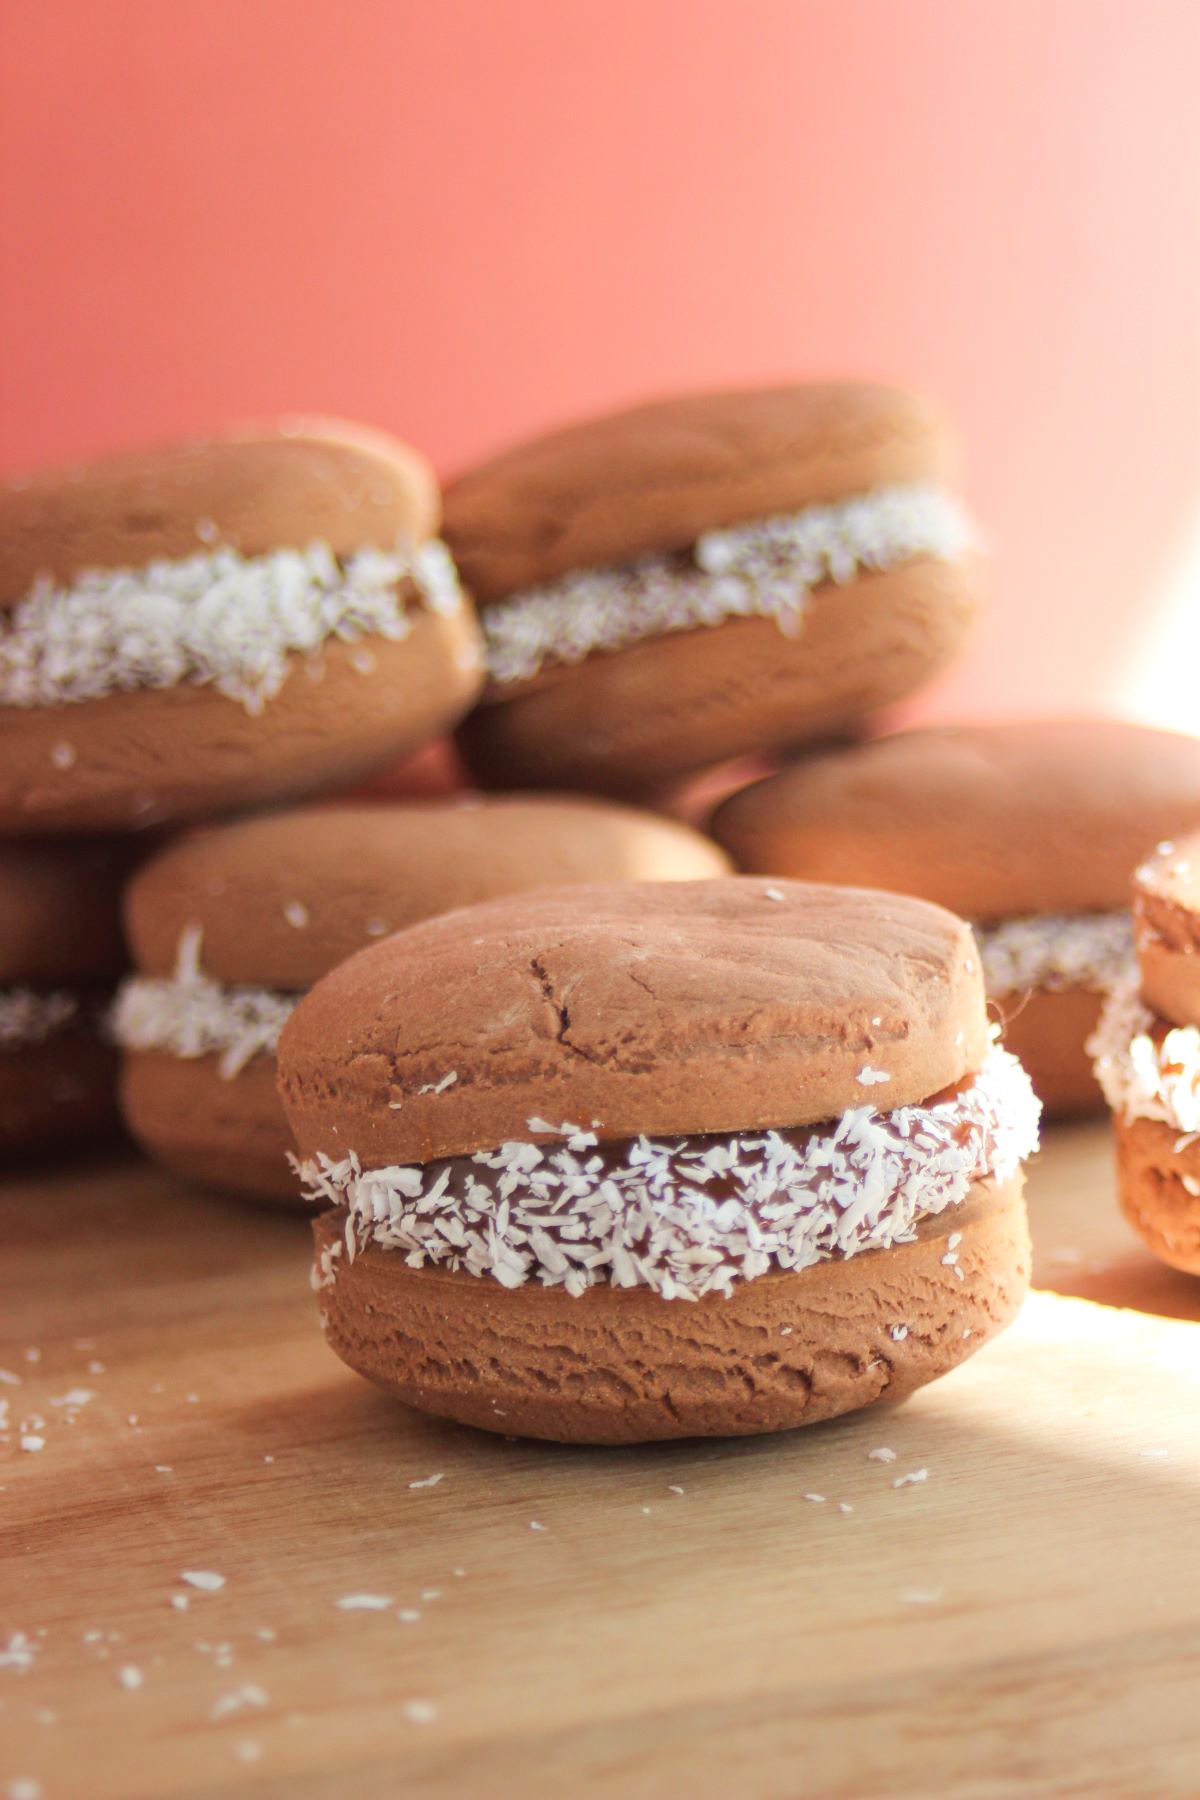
2, 0, 1197, 726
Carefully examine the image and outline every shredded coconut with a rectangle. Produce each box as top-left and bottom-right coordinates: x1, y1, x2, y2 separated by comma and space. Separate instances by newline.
301, 1047, 1039, 1301
0, 537, 463, 715
0, 988, 77, 1050
111, 928, 295, 1077
976, 910, 1133, 997
482, 484, 973, 683
1089, 977, 1200, 1134
181, 1570, 226, 1592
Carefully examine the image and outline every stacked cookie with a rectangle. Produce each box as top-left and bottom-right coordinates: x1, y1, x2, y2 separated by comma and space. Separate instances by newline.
712, 723, 1200, 1114
112, 798, 728, 1199
279, 880, 1041, 1442
0, 420, 483, 832
447, 383, 978, 795
0, 419, 487, 1160
1092, 832, 1200, 1272
0, 841, 128, 1153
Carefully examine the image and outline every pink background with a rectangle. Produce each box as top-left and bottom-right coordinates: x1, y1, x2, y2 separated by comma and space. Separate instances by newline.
2, 0, 1198, 727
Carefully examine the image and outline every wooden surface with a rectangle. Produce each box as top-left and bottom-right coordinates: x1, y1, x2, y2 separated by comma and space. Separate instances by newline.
4, 1122, 1200, 1799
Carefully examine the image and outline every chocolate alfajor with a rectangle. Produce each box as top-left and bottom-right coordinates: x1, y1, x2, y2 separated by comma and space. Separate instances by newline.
713, 722, 1200, 1113
1092, 830, 1200, 1272
0, 420, 484, 831
278, 880, 1040, 1443
447, 384, 978, 794
0, 840, 128, 1154
113, 798, 729, 1200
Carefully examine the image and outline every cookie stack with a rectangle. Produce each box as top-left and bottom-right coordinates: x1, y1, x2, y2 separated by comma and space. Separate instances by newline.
0, 419, 487, 1159
4, 381, 1063, 1446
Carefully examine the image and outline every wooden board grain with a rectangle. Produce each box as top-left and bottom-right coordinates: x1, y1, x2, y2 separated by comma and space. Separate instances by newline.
3, 1125, 1200, 1799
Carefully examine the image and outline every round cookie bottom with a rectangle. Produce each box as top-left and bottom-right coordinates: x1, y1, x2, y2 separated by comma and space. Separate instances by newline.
459, 558, 977, 795
312, 1173, 1029, 1444
1114, 1113, 1200, 1274
0, 608, 482, 832
993, 983, 1107, 1116
0, 1031, 118, 1156
120, 1050, 299, 1202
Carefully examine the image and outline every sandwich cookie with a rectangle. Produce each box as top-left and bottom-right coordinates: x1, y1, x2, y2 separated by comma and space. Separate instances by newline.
1091, 831, 1200, 1272
447, 384, 978, 794
0, 840, 128, 1154
0, 420, 484, 832
278, 881, 1040, 1444
113, 798, 729, 1200
713, 722, 1200, 1113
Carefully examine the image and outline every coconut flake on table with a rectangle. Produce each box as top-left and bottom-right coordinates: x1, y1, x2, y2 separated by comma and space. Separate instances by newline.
299, 1045, 1040, 1302
481, 484, 974, 683
110, 927, 296, 1078
975, 910, 1133, 997
0, 537, 465, 714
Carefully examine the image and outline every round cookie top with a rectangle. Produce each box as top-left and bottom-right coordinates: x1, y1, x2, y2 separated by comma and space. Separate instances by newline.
125, 797, 731, 988
443, 383, 953, 603
277, 877, 988, 1165
712, 722, 1200, 922
0, 840, 131, 984
0, 418, 438, 604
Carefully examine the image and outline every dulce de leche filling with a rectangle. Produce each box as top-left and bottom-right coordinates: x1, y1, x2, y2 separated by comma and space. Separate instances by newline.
302, 1046, 1040, 1302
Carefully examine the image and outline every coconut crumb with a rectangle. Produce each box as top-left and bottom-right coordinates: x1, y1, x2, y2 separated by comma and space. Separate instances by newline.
0, 538, 464, 714
892, 1469, 929, 1489
978, 910, 1133, 997
482, 485, 972, 684
299, 1048, 1039, 1300
111, 927, 296, 1077
181, 1570, 226, 1592
0, 989, 77, 1050
408, 1472, 445, 1489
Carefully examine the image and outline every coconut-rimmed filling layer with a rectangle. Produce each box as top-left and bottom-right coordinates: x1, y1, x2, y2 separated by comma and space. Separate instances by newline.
1089, 979, 1200, 1138
0, 537, 465, 716
975, 910, 1133, 999
300, 1046, 1039, 1302
481, 484, 974, 685
111, 929, 295, 1078
0, 987, 79, 1051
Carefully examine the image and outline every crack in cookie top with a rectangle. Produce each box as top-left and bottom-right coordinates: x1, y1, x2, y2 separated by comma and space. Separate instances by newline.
301, 1045, 1039, 1301
1089, 978, 1200, 1136
0, 988, 77, 1050
111, 928, 295, 1078
0, 537, 465, 715
481, 484, 973, 684
975, 911, 1134, 998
